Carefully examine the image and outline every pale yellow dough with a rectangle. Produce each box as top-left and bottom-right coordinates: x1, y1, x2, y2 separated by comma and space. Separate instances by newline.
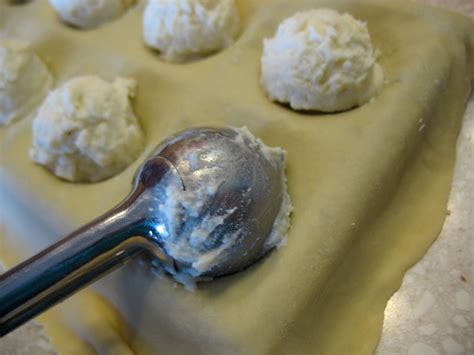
0, 1, 473, 354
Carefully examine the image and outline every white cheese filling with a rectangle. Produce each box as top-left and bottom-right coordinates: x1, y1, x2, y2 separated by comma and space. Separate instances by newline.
0, 39, 52, 126
30, 75, 145, 182
143, 0, 240, 62
261, 9, 383, 112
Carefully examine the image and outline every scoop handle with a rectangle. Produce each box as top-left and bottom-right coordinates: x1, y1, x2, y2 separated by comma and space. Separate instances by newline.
0, 201, 143, 336
0, 158, 174, 337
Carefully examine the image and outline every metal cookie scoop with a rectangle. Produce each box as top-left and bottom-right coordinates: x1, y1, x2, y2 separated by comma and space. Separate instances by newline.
0, 127, 285, 336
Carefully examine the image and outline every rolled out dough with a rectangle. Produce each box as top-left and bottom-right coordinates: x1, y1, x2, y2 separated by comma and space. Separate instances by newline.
0, 0, 473, 354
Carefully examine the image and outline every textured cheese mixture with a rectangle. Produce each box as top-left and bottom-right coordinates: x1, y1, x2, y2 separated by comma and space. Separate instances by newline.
29, 76, 144, 182
261, 9, 383, 112
48, 0, 136, 29
156, 127, 292, 278
0, 39, 52, 126
143, 0, 240, 62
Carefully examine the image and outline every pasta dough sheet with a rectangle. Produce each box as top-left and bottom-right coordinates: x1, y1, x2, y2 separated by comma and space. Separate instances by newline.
0, 0, 473, 354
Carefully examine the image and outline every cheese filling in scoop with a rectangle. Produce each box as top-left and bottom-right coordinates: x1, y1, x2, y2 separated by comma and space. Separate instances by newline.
150, 127, 292, 279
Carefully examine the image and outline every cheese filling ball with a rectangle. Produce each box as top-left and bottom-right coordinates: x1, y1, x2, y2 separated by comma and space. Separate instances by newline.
0, 39, 52, 126
261, 9, 384, 112
30, 76, 145, 183
48, 0, 136, 29
143, 0, 240, 62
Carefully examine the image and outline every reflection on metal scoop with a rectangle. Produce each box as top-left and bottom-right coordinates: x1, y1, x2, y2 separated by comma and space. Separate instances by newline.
0, 127, 285, 337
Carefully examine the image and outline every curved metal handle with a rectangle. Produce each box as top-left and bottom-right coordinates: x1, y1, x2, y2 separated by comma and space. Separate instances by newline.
0, 203, 144, 336
0, 158, 175, 337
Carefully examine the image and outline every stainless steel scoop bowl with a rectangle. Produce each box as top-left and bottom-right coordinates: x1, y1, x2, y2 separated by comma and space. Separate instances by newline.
0, 127, 284, 336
